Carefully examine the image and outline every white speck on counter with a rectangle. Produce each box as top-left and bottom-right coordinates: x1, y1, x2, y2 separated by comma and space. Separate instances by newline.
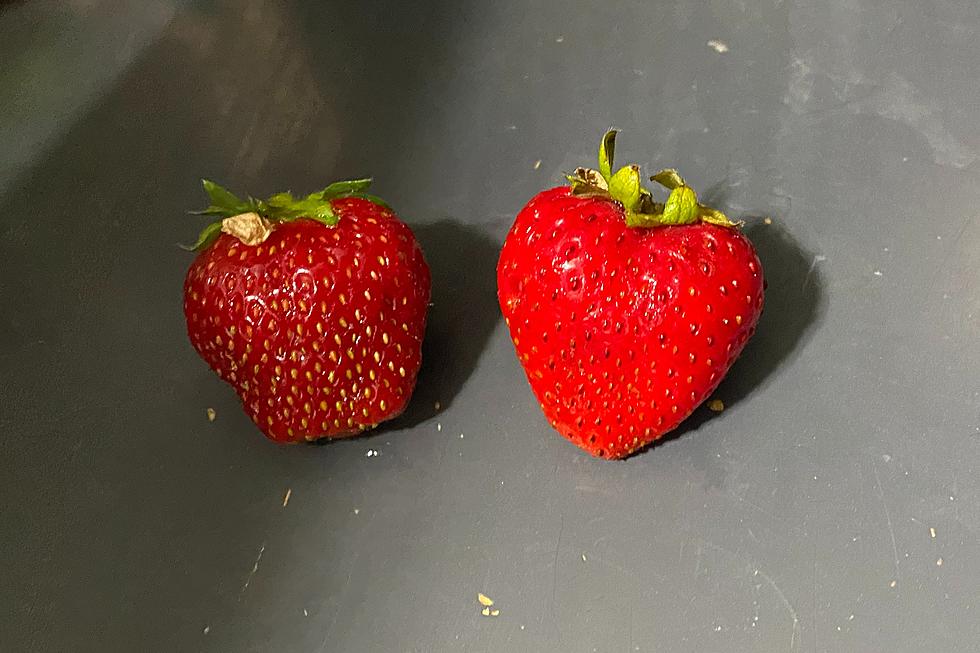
435, 401, 441, 411
555, 35, 564, 43
937, 557, 944, 566
437, 423, 442, 432
459, 433, 464, 439
303, 609, 308, 617
707, 39, 729, 53
930, 527, 937, 538
365, 449, 379, 457
353, 508, 360, 515
581, 553, 587, 562
873, 270, 882, 276
206, 408, 216, 422
890, 580, 897, 588
282, 488, 291, 507
534, 160, 542, 170
241, 544, 266, 595
203, 625, 210, 635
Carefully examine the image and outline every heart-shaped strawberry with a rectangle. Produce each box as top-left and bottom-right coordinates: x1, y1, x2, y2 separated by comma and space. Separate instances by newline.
497, 131, 764, 459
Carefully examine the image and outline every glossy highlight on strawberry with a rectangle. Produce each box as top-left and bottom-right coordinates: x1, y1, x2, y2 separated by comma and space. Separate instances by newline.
497, 131, 764, 459
184, 181, 430, 443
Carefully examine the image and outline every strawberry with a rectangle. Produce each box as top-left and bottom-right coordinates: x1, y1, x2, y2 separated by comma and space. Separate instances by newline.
183, 179, 430, 443
497, 131, 764, 459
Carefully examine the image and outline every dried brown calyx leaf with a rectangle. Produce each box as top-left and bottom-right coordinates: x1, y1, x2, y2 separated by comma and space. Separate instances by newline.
221, 212, 273, 246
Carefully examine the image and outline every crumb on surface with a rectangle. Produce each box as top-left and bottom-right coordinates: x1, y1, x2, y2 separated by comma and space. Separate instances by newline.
353, 508, 360, 515
890, 580, 897, 588
203, 626, 210, 635
437, 423, 442, 432
763, 217, 773, 225
708, 399, 725, 412
478, 593, 494, 607
490, 609, 500, 617
435, 401, 441, 411
534, 160, 542, 170
581, 553, 587, 562
282, 488, 291, 507
937, 557, 944, 566
481, 607, 491, 616
930, 527, 937, 538
707, 39, 729, 53
206, 408, 216, 422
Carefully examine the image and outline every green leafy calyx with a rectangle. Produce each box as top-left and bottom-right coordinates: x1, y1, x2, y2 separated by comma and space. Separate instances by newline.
184, 178, 384, 251
568, 130, 738, 229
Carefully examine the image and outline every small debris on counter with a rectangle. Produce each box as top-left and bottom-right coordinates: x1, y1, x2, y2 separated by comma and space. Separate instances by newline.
206, 408, 216, 422
707, 39, 729, 53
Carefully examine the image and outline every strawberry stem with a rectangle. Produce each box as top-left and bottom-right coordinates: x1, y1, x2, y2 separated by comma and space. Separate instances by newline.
568, 130, 738, 229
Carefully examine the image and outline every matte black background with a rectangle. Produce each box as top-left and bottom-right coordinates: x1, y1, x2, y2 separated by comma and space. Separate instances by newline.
2, 1, 979, 651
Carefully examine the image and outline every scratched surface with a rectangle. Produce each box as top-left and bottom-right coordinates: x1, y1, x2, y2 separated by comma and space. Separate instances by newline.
2, 1, 979, 651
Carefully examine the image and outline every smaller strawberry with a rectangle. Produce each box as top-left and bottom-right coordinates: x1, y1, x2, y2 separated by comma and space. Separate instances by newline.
497, 131, 765, 459
183, 178, 430, 443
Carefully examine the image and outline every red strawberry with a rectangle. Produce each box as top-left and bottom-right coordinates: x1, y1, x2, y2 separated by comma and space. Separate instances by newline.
183, 179, 430, 443
497, 131, 764, 459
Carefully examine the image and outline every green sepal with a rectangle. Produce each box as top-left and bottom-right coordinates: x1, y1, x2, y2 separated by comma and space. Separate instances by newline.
650, 168, 686, 191
698, 206, 739, 227
185, 177, 389, 251
598, 129, 618, 182
203, 179, 247, 211
181, 220, 224, 251
311, 178, 373, 200
608, 165, 642, 211
661, 185, 699, 225
567, 132, 741, 230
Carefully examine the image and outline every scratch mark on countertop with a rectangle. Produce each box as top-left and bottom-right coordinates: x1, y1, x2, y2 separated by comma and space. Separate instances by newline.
551, 514, 565, 639
240, 543, 266, 597
872, 460, 901, 581
756, 566, 801, 652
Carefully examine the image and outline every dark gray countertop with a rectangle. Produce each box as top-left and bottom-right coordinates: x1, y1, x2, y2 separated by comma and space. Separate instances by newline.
2, 1, 978, 651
